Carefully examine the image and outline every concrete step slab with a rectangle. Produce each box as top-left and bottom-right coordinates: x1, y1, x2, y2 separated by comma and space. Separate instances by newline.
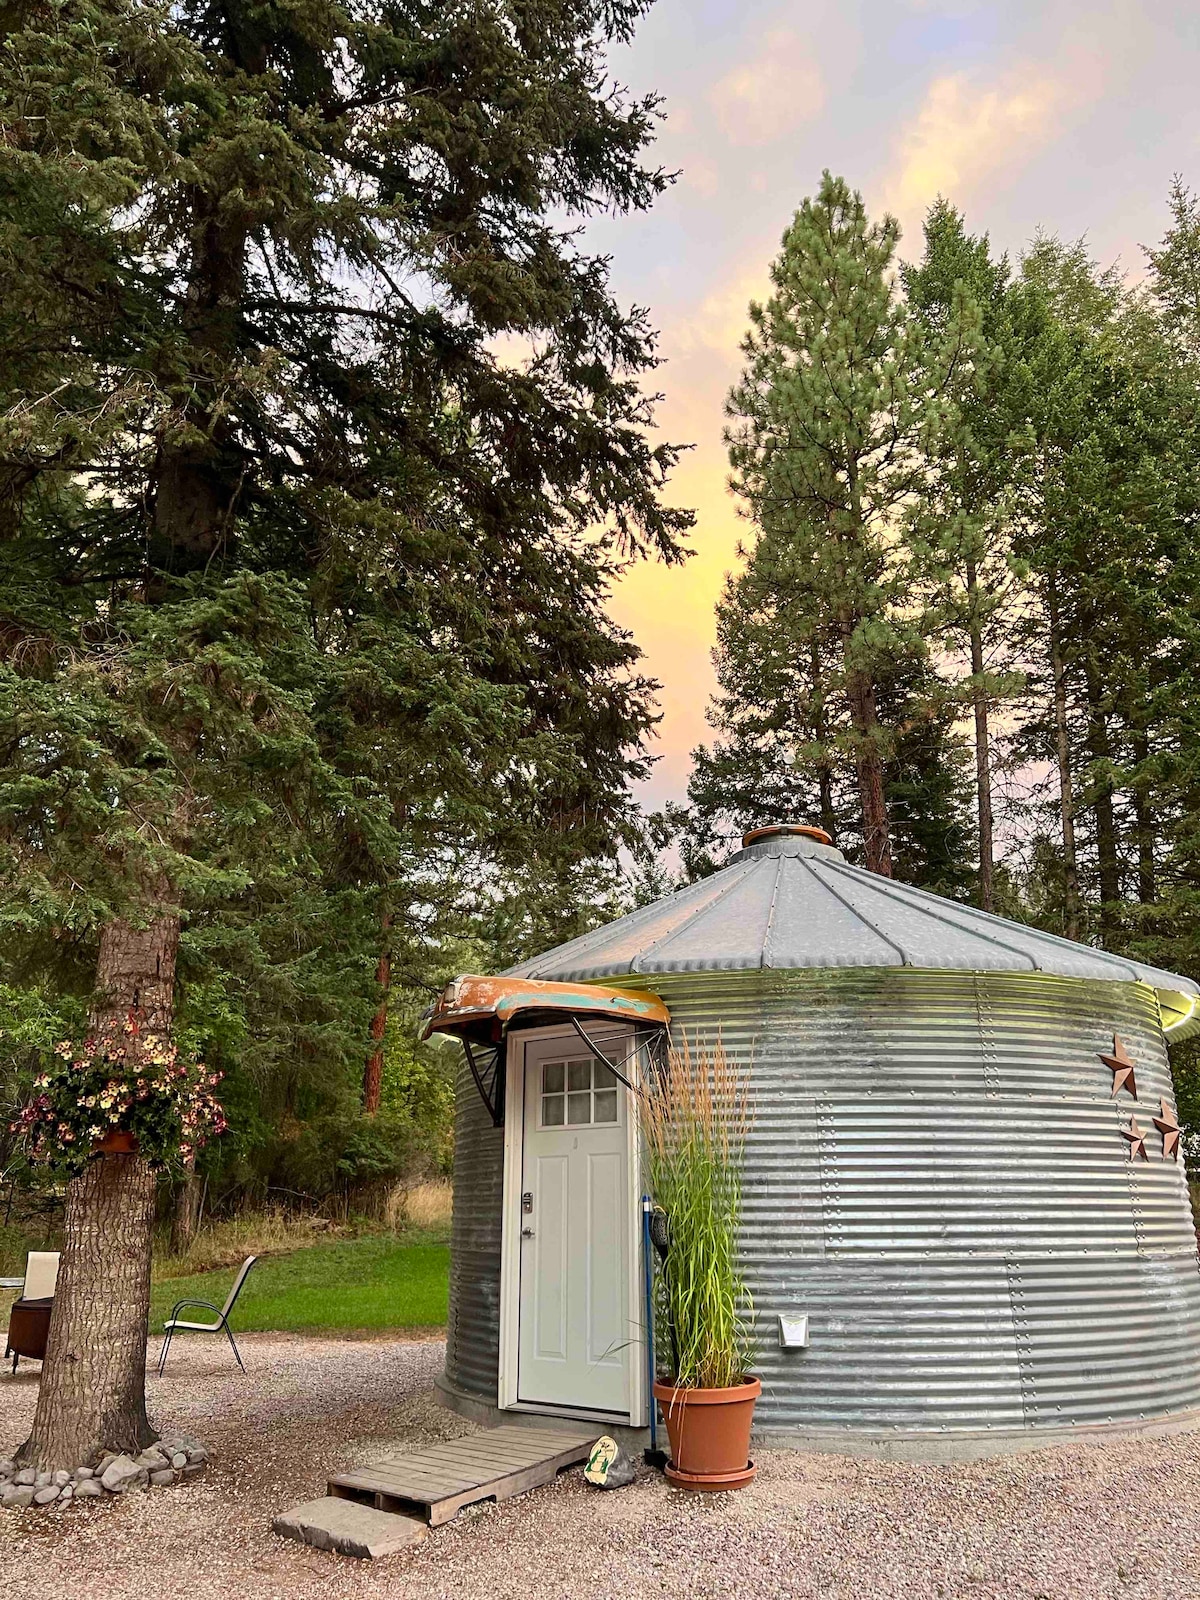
273, 1496, 428, 1560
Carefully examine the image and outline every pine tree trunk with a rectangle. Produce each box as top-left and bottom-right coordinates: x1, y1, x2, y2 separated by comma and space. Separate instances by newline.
362, 920, 392, 1116
148, 202, 250, 574
20, 906, 179, 1471
170, 1164, 202, 1256
844, 662, 892, 876
837, 479, 891, 877
966, 566, 995, 913
1047, 577, 1081, 940
809, 640, 837, 840
1084, 664, 1121, 931
1130, 727, 1156, 903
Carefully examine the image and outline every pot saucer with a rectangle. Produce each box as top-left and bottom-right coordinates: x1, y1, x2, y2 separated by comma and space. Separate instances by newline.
664, 1460, 756, 1492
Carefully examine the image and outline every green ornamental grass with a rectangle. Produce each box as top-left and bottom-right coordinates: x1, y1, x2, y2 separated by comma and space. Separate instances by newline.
640, 1038, 754, 1391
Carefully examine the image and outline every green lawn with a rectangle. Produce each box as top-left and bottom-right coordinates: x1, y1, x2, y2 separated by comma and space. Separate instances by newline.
149, 1233, 449, 1336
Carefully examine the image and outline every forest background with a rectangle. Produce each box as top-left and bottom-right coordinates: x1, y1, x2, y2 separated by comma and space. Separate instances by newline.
2, 1, 1200, 1266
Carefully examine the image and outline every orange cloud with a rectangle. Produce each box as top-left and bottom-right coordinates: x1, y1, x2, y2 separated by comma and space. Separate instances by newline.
880, 66, 1097, 242
709, 31, 825, 148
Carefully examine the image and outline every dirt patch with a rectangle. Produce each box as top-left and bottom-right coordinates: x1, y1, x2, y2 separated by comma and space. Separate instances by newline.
2, 1337, 1199, 1599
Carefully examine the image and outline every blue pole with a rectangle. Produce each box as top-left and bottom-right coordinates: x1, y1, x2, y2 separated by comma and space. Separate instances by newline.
642, 1194, 658, 1459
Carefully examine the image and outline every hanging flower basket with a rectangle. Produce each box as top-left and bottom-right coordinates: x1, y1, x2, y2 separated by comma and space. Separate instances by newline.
10, 1014, 226, 1175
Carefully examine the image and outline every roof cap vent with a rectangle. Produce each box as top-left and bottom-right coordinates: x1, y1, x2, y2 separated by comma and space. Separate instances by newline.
742, 823, 833, 849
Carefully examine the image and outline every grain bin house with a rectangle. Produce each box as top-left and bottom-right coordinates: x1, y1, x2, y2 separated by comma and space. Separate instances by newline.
426, 824, 1200, 1457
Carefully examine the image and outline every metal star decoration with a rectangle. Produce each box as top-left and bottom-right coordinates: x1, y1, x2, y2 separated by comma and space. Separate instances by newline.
1099, 1034, 1137, 1100
1153, 1099, 1181, 1161
1120, 1116, 1149, 1161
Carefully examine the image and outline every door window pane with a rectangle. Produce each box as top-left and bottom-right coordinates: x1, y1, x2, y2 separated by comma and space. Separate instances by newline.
567, 1060, 591, 1093
567, 1091, 592, 1125
538, 1050, 626, 1128
593, 1090, 618, 1123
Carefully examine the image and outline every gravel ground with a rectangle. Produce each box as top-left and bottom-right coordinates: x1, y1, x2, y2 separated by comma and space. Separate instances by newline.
2, 1336, 1199, 1600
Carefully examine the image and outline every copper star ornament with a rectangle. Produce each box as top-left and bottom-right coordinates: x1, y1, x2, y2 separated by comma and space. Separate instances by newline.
1153, 1099, 1181, 1161
1121, 1116, 1149, 1161
1099, 1034, 1137, 1100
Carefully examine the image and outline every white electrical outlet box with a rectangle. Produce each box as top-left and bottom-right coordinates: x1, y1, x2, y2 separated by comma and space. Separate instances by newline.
778, 1314, 809, 1349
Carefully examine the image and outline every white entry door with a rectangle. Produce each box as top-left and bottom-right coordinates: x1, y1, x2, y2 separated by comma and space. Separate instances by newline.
516, 1032, 630, 1413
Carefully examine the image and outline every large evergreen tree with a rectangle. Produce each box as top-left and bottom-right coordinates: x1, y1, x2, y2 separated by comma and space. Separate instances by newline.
684, 518, 973, 889
902, 202, 1027, 912
712, 174, 970, 880
723, 174, 961, 876
0, 0, 689, 1469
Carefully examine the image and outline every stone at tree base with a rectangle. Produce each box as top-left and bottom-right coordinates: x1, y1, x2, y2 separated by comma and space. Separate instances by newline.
0, 1459, 14, 1477
170, 1453, 187, 1470
52, 1470, 71, 1486
273, 1497, 428, 1560
33, 1485, 60, 1505
74, 1480, 103, 1499
35, 1470, 51, 1487
74, 1466, 94, 1480
100, 1455, 148, 1493
149, 1469, 176, 1487
137, 1448, 169, 1469
2, 1485, 35, 1508
14, 1468, 35, 1486
58, 1485, 73, 1503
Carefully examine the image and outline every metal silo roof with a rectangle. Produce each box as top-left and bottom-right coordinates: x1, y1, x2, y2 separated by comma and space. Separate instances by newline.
508, 829, 1200, 1039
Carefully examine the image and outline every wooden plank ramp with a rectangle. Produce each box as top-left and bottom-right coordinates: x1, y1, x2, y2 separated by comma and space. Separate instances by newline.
327, 1425, 596, 1527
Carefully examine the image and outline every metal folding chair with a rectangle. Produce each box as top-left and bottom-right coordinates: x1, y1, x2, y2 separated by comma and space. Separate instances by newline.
157, 1254, 257, 1375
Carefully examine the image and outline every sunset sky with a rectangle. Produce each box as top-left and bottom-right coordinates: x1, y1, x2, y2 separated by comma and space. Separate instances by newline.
588, 0, 1200, 809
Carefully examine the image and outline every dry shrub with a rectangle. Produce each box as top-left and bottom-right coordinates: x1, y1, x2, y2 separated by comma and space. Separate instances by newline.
384, 1177, 452, 1232
155, 1206, 340, 1278
639, 1036, 754, 1390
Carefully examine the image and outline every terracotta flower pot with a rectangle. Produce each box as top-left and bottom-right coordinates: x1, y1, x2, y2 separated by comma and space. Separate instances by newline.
93, 1128, 138, 1155
652, 1375, 761, 1491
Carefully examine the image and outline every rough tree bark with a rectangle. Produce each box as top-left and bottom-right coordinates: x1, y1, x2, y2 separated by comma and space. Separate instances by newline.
1047, 576, 1081, 940
20, 905, 180, 1470
1130, 726, 1157, 904
809, 640, 838, 842
1084, 662, 1121, 934
170, 1162, 202, 1256
843, 655, 892, 877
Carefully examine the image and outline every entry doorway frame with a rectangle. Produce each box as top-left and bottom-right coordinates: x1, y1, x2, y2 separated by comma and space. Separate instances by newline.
497, 1018, 647, 1427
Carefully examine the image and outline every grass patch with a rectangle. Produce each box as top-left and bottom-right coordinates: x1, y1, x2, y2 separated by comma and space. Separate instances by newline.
150, 1231, 449, 1335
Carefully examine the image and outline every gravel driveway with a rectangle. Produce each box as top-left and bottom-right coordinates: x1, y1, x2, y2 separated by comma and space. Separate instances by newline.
2, 1335, 1198, 1600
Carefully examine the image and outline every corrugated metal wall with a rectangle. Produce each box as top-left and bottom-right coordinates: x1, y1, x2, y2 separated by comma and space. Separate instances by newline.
444, 1049, 504, 1403
442, 968, 1200, 1438
648, 968, 1200, 1435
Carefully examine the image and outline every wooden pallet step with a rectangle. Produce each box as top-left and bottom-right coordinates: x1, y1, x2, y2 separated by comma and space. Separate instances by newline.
327, 1425, 596, 1528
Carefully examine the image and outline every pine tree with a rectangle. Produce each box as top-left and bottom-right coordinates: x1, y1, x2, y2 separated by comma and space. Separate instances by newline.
684, 506, 973, 890
902, 201, 1027, 911
1145, 176, 1200, 363
0, 0, 689, 1469
723, 173, 962, 876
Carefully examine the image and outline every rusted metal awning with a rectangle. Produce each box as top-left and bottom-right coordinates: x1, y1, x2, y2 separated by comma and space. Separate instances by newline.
422, 975, 669, 1129
422, 974, 669, 1044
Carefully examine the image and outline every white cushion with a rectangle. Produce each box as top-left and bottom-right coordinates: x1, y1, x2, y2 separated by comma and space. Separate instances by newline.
23, 1252, 59, 1300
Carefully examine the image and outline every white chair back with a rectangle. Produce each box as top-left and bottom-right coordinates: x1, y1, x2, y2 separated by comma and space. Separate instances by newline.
23, 1251, 60, 1300
220, 1255, 257, 1318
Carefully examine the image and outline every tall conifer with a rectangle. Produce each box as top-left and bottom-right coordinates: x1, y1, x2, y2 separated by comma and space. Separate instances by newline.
0, 0, 689, 1468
